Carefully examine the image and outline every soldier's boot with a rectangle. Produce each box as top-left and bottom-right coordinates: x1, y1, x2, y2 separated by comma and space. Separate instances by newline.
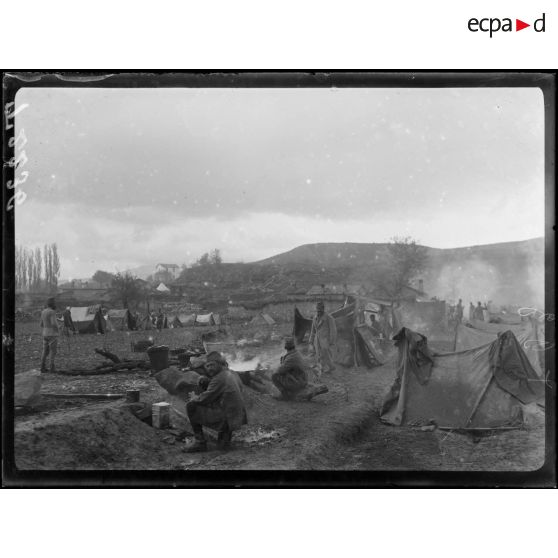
217, 429, 233, 451
184, 426, 208, 452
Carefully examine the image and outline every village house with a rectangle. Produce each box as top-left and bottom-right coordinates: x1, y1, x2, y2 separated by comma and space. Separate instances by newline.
154, 263, 180, 280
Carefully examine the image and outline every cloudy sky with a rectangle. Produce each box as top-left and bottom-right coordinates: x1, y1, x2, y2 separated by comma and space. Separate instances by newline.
14, 86, 544, 279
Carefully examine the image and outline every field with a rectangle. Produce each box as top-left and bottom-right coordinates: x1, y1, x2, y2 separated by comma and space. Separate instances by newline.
10, 321, 546, 475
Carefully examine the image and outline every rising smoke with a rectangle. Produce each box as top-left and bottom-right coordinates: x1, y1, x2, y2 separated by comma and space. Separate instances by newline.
431, 257, 503, 306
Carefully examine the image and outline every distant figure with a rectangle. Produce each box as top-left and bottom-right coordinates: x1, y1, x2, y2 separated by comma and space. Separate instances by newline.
156, 309, 164, 330
39, 297, 59, 373
448, 305, 455, 322
469, 302, 475, 321
308, 301, 337, 376
473, 301, 486, 321
62, 306, 76, 336
184, 351, 247, 453
455, 299, 464, 324
369, 314, 382, 336
355, 300, 366, 325
271, 337, 309, 400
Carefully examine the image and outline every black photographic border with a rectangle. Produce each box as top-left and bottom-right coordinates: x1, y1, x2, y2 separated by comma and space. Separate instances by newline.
2, 70, 555, 487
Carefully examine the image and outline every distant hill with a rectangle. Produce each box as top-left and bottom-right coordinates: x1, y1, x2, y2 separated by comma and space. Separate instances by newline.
99, 237, 543, 310
257, 242, 391, 268
255, 238, 544, 306
167, 237, 543, 308
255, 238, 543, 269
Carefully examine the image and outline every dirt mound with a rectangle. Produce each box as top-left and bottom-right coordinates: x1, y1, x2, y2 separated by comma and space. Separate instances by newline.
15, 402, 185, 470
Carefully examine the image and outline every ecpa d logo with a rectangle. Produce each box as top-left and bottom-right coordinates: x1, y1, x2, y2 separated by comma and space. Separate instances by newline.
468, 13, 545, 37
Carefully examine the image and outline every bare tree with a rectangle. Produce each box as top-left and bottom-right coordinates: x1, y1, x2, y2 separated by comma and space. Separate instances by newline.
197, 252, 210, 266
27, 248, 36, 292
20, 247, 27, 291
15, 246, 22, 290
378, 236, 428, 301
43, 244, 51, 290
112, 272, 143, 309
210, 249, 222, 265
92, 269, 115, 288
51, 243, 60, 288
34, 247, 42, 291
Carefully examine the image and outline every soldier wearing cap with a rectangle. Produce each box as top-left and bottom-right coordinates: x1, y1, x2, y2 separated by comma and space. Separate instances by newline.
185, 351, 247, 452
271, 337, 309, 400
308, 301, 337, 376
39, 297, 59, 373
62, 306, 76, 336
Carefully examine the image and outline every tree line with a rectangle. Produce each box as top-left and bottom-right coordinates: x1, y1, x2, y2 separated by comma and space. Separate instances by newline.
16, 243, 60, 293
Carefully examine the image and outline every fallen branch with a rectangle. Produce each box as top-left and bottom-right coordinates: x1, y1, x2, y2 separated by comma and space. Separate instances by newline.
94, 348, 121, 363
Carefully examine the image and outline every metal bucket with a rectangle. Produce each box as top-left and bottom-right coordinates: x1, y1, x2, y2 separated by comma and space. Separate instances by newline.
147, 345, 169, 372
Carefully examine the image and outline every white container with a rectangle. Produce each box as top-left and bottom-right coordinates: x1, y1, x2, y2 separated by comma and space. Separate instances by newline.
152, 402, 170, 429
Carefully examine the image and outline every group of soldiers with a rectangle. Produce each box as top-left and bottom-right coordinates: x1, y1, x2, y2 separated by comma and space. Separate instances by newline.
185, 300, 336, 453
39, 297, 339, 452
448, 299, 490, 325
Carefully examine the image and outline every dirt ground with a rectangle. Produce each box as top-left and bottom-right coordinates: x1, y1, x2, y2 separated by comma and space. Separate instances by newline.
11, 322, 546, 472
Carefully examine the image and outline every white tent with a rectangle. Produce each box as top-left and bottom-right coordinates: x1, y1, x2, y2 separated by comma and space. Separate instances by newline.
196, 313, 215, 325
156, 282, 170, 293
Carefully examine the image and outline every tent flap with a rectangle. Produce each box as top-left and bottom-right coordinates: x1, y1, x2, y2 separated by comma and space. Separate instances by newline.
381, 327, 544, 429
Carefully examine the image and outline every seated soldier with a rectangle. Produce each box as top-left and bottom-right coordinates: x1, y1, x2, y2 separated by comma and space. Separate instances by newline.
272, 337, 329, 401
271, 337, 309, 400
185, 351, 247, 452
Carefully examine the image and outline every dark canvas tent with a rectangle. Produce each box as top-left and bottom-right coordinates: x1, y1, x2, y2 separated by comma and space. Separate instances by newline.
455, 319, 544, 377
105, 309, 134, 331
381, 328, 544, 429
294, 304, 385, 369
70, 305, 105, 334
136, 313, 154, 330
354, 325, 386, 367
330, 303, 358, 366
293, 307, 312, 343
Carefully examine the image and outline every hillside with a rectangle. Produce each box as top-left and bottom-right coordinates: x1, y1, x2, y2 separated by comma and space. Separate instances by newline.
173, 237, 544, 307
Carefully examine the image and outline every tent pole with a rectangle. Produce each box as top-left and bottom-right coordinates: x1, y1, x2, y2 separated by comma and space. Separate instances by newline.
463, 374, 493, 428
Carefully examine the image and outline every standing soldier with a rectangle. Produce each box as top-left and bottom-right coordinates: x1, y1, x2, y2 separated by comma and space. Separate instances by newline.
62, 306, 76, 336
39, 297, 60, 373
156, 308, 165, 330
473, 301, 487, 321
308, 301, 337, 377
455, 299, 464, 324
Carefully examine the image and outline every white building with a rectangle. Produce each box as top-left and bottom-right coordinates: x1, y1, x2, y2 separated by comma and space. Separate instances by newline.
155, 263, 180, 280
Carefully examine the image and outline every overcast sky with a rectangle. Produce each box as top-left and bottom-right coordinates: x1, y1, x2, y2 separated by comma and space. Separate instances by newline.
14, 86, 544, 279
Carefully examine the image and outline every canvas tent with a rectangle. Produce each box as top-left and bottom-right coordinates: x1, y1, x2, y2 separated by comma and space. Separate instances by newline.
381, 328, 544, 429
455, 319, 544, 377
105, 309, 135, 331
250, 313, 276, 326
136, 313, 154, 330
293, 304, 385, 369
195, 313, 216, 326
353, 325, 386, 367
70, 305, 105, 334
169, 313, 196, 327
293, 307, 312, 343
156, 282, 170, 293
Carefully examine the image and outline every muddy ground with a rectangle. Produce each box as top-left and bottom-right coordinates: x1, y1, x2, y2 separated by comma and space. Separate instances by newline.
11, 322, 546, 472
